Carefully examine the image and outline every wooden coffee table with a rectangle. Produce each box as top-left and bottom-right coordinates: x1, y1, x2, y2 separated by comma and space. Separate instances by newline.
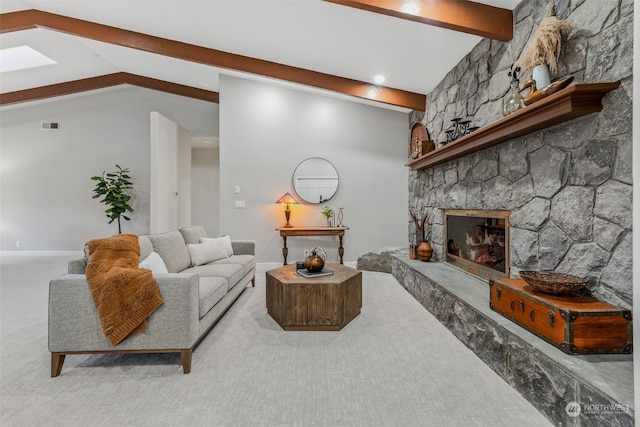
266, 263, 362, 331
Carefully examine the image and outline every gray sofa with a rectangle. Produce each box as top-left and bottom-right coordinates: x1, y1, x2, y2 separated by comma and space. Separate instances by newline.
49, 225, 255, 376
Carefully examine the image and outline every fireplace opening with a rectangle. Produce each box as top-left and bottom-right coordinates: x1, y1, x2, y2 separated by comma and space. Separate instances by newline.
444, 210, 510, 281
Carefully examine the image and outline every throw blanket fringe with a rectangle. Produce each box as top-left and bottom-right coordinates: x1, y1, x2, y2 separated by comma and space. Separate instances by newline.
86, 234, 163, 346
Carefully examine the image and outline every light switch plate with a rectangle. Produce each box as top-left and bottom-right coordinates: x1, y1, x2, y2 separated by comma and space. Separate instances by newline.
234, 185, 240, 194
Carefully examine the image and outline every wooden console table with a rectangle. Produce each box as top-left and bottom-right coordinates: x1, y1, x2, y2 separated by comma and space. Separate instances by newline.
276, 226, 349, 265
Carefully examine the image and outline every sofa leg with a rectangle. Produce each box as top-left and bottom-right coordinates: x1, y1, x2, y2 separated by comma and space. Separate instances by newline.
51, 352, 65, 377
181, 350, 192, 374
251, 277, 255, 287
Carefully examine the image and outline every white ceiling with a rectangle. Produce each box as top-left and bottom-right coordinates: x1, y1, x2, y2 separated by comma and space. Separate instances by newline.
0, 0, 522, 139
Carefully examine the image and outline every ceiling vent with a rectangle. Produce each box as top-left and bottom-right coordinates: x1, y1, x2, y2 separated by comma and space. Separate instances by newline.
41, 122, 60, 130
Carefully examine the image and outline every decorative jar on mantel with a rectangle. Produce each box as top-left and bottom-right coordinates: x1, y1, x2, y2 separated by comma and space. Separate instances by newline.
503, 67, 525, 116
417, 241, 433, 262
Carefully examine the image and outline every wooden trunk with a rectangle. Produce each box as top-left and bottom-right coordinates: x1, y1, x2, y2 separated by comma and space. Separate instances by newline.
489, 278, 632, 355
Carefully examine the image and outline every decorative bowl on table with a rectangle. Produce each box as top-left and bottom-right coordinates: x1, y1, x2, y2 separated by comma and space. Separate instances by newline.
519, 271, 588, 295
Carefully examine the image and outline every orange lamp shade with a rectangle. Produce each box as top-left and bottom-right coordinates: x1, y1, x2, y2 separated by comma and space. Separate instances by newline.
275, 192, 298, 205
275, 192, 298, 227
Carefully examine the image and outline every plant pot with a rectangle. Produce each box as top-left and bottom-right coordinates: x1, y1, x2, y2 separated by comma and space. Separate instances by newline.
417, 241, 433, 262
533, 64, 551, 89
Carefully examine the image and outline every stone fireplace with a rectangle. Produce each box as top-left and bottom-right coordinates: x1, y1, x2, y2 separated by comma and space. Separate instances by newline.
408, 0, 632, 310
444, 209, 510, 281
400, 0, 633, 425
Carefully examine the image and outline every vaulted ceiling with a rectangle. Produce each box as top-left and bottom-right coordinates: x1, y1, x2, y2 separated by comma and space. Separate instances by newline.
0, 0, 521, 112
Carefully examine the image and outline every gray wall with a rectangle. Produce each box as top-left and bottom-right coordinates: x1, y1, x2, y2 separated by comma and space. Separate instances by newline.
219, 75, 409, 264
191, 147, 220, 237
410, 0, 633, 307
0, 86, 217, 251
1, 77, 409, 262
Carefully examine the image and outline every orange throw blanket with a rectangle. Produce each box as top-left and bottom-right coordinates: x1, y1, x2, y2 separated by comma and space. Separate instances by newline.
86, 234, 164, 346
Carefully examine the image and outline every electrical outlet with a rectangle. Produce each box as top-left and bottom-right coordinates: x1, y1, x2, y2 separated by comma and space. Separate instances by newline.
303, 250, 308, 258
234, 200, 245, 208
15, 240, 20, 248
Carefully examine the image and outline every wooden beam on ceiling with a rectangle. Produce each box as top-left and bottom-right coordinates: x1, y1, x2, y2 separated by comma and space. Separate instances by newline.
0, 9, 426, 110
324, 0, 513, 42
0, 72, 219, 106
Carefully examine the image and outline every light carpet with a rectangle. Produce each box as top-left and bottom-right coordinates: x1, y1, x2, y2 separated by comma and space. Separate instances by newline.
0, 256, 551, 426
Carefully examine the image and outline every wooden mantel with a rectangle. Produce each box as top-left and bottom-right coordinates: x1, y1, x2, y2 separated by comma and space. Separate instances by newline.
407, 82, 620, 171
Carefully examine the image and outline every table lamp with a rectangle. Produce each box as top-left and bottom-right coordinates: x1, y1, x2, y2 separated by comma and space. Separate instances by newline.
275, 192, 298, 227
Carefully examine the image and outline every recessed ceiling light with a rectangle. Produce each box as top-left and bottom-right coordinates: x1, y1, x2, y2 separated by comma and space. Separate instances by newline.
400, 2, 420, 15
0, 45, 56, 73
373, 74, 386, 85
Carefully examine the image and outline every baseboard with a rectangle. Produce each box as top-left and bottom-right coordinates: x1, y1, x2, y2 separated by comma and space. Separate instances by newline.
257, 262, 282, 272
1, 255, 356, 267
0, 251, 84, 257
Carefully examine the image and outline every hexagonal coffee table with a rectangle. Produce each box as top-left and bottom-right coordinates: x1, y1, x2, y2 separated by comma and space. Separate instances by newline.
266, 263, 362, 331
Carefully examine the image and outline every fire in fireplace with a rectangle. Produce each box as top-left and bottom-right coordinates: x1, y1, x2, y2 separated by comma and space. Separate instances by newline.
444, 210, 510, 281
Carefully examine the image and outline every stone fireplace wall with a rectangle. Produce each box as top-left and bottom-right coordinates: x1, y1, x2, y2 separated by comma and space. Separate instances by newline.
408, 0, 633, 308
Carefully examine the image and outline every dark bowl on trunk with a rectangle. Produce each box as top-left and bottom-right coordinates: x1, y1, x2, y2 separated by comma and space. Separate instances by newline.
519, 271, 588, 295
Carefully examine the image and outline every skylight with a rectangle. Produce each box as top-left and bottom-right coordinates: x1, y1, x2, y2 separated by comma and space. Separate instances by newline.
0, 46, 56, 73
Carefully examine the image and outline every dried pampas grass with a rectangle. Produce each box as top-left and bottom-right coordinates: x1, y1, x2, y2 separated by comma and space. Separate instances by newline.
514, 2, 573, 76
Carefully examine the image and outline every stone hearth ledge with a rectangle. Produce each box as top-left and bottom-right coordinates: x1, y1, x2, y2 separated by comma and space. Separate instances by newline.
391, 253, 633, 426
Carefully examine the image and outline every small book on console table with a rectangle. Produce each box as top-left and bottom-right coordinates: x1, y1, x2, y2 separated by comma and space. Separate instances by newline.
297, 269, 333, 278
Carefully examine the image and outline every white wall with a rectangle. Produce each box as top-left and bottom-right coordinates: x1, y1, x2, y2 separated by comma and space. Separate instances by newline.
191, 147, 220, 236
0, 78, 408, 260
219, 75, 409, 264
0, 86, 217, 251
177, 126, 192, 228
149, 112, 192, 233
150, 112, 177, 233
0, 89, 151, 250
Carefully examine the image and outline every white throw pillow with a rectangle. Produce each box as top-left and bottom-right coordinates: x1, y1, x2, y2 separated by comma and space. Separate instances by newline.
188, 239, 228, 266
220, 235, 234, 256
139, 251, 169, 274
200, 236, 234, 257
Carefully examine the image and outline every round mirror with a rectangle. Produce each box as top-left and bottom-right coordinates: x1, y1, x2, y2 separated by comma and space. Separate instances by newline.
292, 157, 339, 204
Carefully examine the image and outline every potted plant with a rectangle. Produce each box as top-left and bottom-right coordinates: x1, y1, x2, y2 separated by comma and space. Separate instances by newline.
91, 165, 134, 234
321, 206, 334, 227
514, 2, 572, 89
411, 209, 432, 262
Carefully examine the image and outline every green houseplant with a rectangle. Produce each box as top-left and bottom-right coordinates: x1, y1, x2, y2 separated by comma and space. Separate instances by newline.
91, 165, 134, 234
321, 206, 334, 226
